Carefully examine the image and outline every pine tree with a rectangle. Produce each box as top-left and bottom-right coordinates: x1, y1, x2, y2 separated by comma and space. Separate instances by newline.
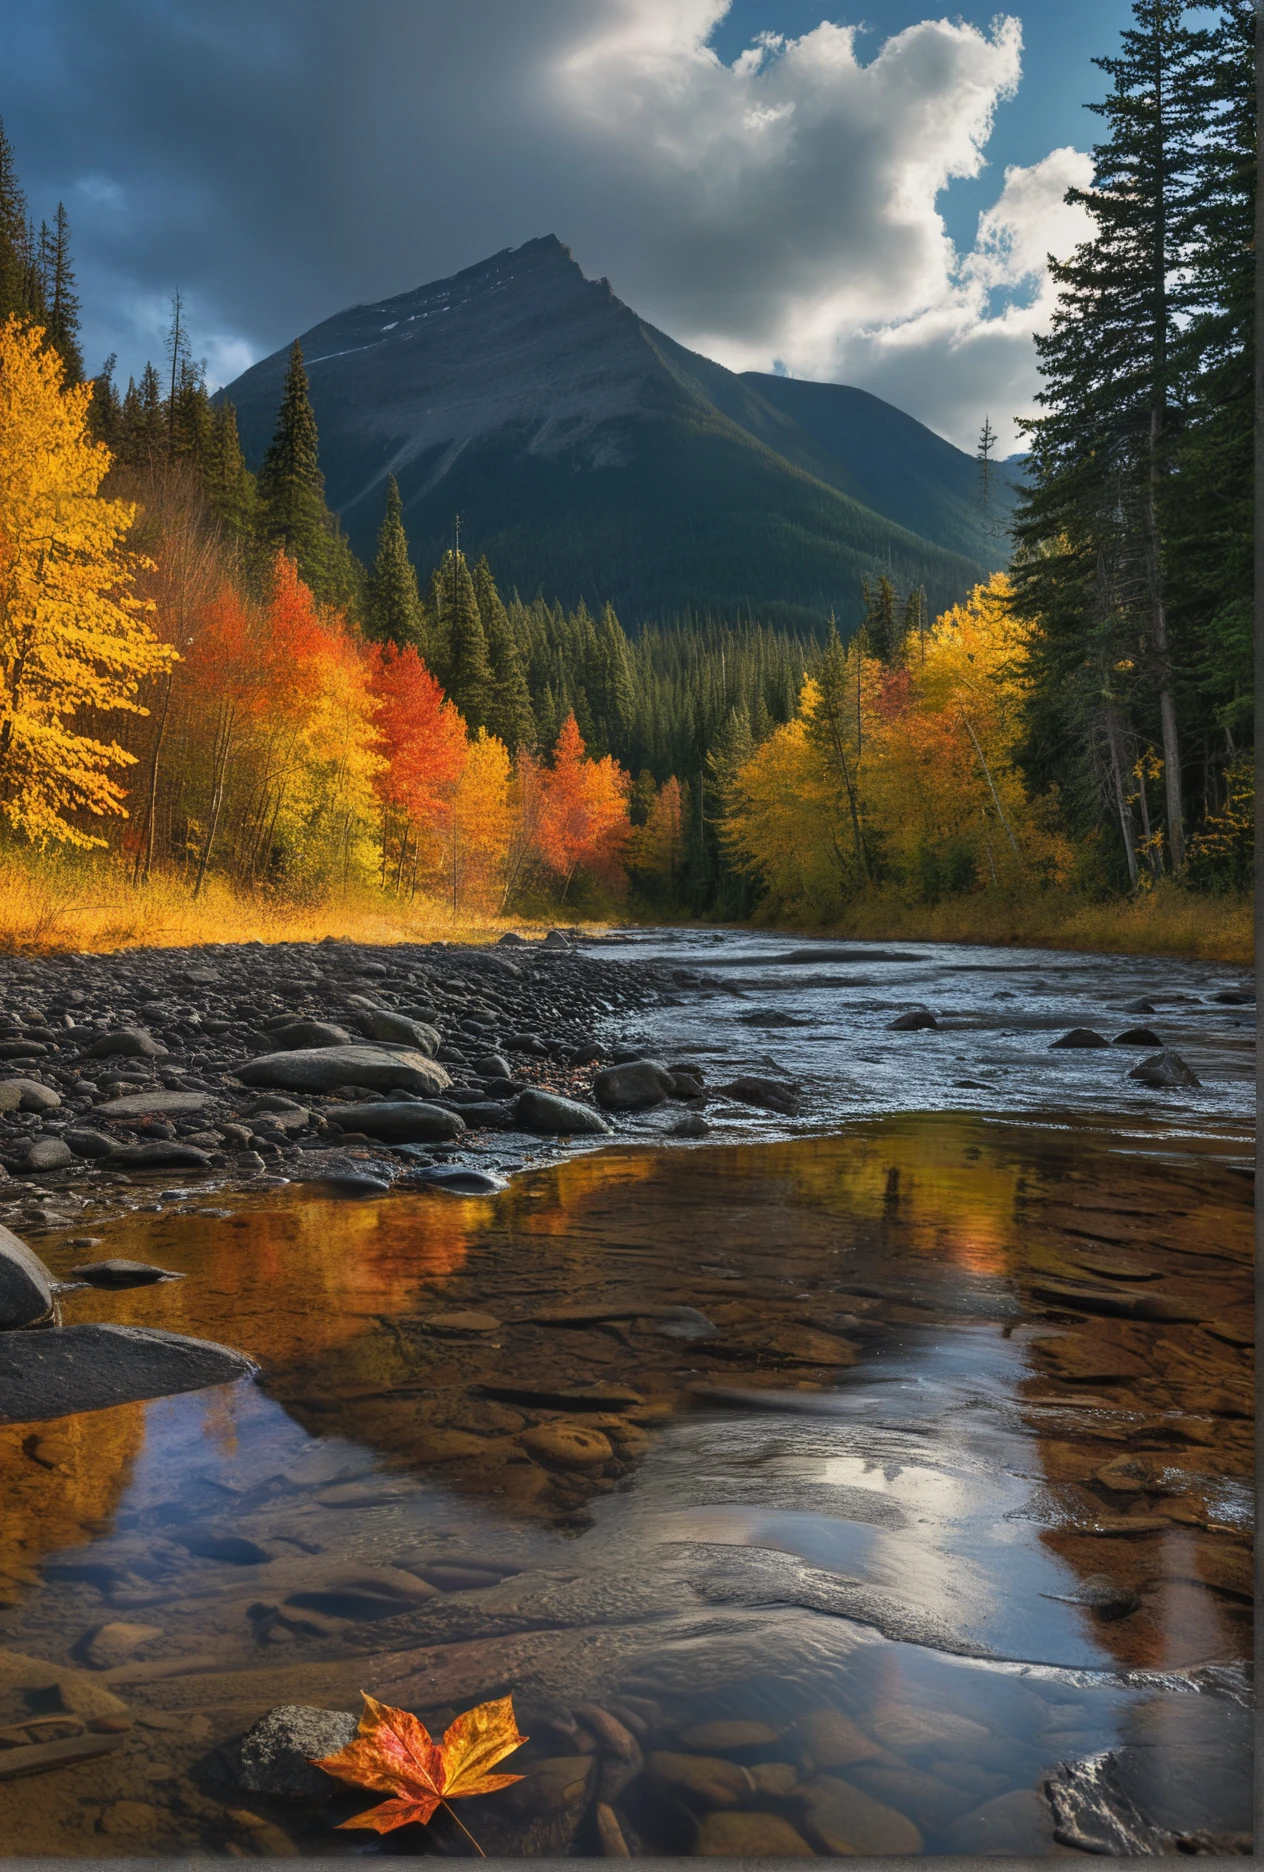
861, 574, 902, 664
134, 362, 166, 468
202, 401, 258, 536
805, 626, 869, 877
472, 553, 534, 751
0, 118, 28, 325
366, 476, 425, 647
40, 205, 81, 382
440, 549, 492, 726
257, 340, 363, 614
87, 354, 121, 449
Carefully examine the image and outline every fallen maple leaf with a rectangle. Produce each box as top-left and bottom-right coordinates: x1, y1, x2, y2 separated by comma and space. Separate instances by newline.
313, 1691, 527, 1852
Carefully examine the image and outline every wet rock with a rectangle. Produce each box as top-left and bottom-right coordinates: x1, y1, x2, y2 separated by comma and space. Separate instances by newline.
1044, 1750, 1182, 1853
86, 1027, 167, 1059
64, 1128, 118, 1159
12, 1137, 73, 1173
30, 1673, 131, 1720
285, 1566, 439, 1620
1212, 988, 1253, 1005
93, 1090, 210, 1118
109, 1142, 212, 1169
887, 1010, 937, 1031
1129, 1049, 1201, 1087
0, 1322, 255, 1423
842, 1762, 975, 1832
306, 1172, 390, 1197
328, 1100, 464, 1143
595, 1800, 632, 1856
516, 1088, 612, 1135
0, 1732, 126, 1781
796, 1710, 883, 1770
871, 1705, 990, 1756
543, 929, 572, 948
473, 1053, 512, 1079
238, 1704, 359, 1799
800, 1775, 923, 1854
1113, 1026, 1163, 1046
2, 1079, 61, 1112
265, 1019, 352, 1050
716, 1074, 800, 1115
425, 1310, 501, 1334
238, 1044, 450, 1096
680, 1719, 782, 1753
669, 1111, 711, 1138
653, 1305, 719, 1341
364, 1009, 441, 1055
940, 1786, 1053, 1854
0, 1224, 55, 1326
181, 1532, 273, 1563
520, 1423, 614, 1469
592, 1059, 674, 1111
752, 1762, 800, 1796
695, 1811, 814, 1856
647, 1750, 753, 1806
71, 1260, 183, 1289
1120, 997, 1157, 1014
80, 1622, 163, 1670
0, 1083, 20, 1113
1050, 1028, 1111, 1048
414, 1164, 508, 1194
1045, 1571, 1141, 1620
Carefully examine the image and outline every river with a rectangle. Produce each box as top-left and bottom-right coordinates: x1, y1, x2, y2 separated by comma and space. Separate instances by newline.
0, 931, 1253, 1857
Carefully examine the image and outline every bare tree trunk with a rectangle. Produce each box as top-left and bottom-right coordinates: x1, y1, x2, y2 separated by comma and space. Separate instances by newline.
960, 712, 1019, 856
134, 669, 173, 884
1103, 707, 1140, 889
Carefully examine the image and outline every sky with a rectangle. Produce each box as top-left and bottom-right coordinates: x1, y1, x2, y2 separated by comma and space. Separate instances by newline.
2, 0, 1138, 452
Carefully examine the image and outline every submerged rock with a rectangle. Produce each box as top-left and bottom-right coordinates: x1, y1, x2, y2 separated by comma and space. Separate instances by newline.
0, 1224, 55, 1327
1113, 1026, 1163, 1047
0, 1323, 255, 1422
237, 1044, 450, 1096
238, 1705, 359, 1799
71, 1260, 183, 1289
414, 1164, 508, 1194
887, 1009, 938, 1031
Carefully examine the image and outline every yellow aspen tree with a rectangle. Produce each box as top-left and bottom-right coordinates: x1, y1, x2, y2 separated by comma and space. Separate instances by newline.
0, 317, 175, 845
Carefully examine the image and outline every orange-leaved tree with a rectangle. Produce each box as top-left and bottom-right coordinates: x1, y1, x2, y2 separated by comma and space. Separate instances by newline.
630, 774, 685, 900
0, 317, 175, 845
367, 639, 467, 894
536, 712, 629, 900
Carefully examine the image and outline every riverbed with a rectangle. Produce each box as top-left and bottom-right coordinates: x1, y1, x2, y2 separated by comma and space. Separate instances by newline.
0, 931, 1253, 1857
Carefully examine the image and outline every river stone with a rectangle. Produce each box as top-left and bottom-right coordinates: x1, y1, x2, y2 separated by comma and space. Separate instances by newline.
520, 1423, 613, 1469
0, 1224, 55, 1327
670, 1111, 711, 1137
647, 1751, 752, 1806
414, 1165, 508, 1194
1051, 1028, 1111, 1048
717, 1074, 800, 1115
86, 1028, 168, 1059
592, 1059, 674, 1111
264, 1019, 352, 1050
797, 1709, 883, 1769
425, 1311, 501, 1334
472, 1052, 512, 1079
93, 1090, 211, 1118
364, 1009, 441, 1055
843, 1761, 975, 1832
4, 1080, 62, 1112
0, 1323, 256, 1422
801, 1775, 923, 1855
1113, 1026, 1162, 1047
871, 1706, 990, 1755
109, 1142, 212, 1169
680, 1720, 782, 1752
515, 1088, 612, 1135
1120, 997, 1157, 1014
329, 1101, 464, 1143
14, 1137, 73, 1173
237, 1044, 450, 1096
238, 1704, 359, 1799
888, 1009, 938, 1031
1129, 1049, 1201, 1087
941, 1787, 1053, 1854
64, 1128, 118, 1159
0, 1083, 21, 1113
81, 1621, 163, 1670
695, 1811, 814, 1856
71, 1260, 182, 1288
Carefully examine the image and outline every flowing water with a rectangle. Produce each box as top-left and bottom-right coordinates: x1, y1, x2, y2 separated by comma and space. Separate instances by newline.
0, 933, 1253, 1857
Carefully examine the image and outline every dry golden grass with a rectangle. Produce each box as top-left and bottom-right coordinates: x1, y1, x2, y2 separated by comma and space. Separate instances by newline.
0, 853, 572, 954
804, 880, 1253, 966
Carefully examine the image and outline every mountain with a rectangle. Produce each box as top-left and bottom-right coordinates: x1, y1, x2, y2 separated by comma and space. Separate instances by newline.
220, 235, 1014, 633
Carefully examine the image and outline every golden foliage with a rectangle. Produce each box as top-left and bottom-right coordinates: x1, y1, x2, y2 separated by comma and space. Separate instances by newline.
317, 1692, 526, 1839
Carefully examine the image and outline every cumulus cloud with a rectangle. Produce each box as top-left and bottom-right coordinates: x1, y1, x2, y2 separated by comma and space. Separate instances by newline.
2, 0, 1089, 448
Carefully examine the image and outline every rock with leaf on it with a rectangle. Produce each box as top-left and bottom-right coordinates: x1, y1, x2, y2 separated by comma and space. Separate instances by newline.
314, 1691, 527, 1850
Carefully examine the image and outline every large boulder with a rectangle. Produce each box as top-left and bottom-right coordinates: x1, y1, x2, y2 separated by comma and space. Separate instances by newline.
264, 1020, 352, 1051
0, 1224, 55, 1327
0, 1323, 256, 1422
64, 1129, 118, 1159
2, 1080, 62, 1112
329, 1102, 465, 1143
516, 1089, 612, 1136
1051, 1028, 1111, 1048
238, 1705, 359, 1799
363, 1009, 441, 1056
85, 1028, 168, 1059
1129, 1049, 1201, 1088
236, 1045, 450, 1097
8, 1137, 73, 1174
592, 1059, 675, 1111
93, 1090, 211, 1119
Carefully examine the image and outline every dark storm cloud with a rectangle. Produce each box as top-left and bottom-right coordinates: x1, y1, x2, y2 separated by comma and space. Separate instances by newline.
1, 0, 1082, 445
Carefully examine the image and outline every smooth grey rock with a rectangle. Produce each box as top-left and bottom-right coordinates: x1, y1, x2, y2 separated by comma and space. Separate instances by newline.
941, 1788, 1054, 1854
364, 1009, 441, 1055
516, 1088, 612, 1135
329, 1101, 465, 1143
498, 931, 526, 945
0, 1223, 55, 1326
0, 1082, 21, 1113
3, 1079, 62, 1112
239, 1704, 359, 1799
592, 1058, 674, 1111
12, 1137, 73, 1173
1113, 1026, 1162, 1047
109, 1142, 212, 1169
415, 1165, 508, 1194
1051, 1027, 1111, 1048
0, 1323, 256, 1422
1129, 1049, 1201, 1088
1119, 998, 1158, 1015
543, 929, 572, 948
237, 1044, 450, 1097
716, 1074, 800, 1115
93, 1090, 211, 1119
85, 1027, 167, 1059
669, 1112, 711, 1138
71, 1259, 183, 1288
64, 1128, 118, 1159
887, 1009, 938, 1031
265, 1019, 352, 1050
473, 1053, 512, 1079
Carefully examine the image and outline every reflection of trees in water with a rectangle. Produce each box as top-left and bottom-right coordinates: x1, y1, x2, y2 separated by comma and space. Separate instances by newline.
0, 1399, 147, 1593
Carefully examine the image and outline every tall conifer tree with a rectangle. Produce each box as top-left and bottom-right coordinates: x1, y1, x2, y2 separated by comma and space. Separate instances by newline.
473, 553, 534, 751
367, 476, 425, 647
440, 549, 493, 727
257, 340, 363, 614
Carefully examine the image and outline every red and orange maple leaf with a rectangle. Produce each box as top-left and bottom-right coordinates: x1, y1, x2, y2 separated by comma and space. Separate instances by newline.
313, 1692, 527, 1845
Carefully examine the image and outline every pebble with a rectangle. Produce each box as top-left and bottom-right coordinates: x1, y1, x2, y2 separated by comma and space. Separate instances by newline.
80, 1621, 163, 1670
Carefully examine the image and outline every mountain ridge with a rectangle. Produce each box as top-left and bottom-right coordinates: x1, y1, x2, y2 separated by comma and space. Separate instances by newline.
221, 235, 1013, 632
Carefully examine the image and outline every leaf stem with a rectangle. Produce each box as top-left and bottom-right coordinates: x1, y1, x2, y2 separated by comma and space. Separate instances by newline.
441, 1801, 486, 1857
